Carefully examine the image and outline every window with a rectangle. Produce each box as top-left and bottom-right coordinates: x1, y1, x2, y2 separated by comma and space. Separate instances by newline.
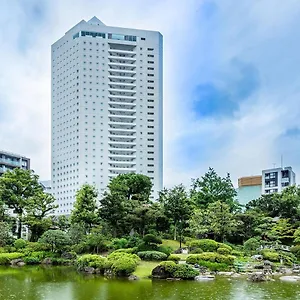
141, 37, 146, 41
148, 54, 154, 57
148, 67, 154, 70
147, 48, 154, 51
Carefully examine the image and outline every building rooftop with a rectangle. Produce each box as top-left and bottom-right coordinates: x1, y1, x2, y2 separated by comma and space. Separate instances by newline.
238, 175, 262, 188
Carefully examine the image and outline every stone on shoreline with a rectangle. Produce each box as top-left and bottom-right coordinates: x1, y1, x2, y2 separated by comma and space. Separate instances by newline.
279, 276, 300, 282
195, 275, 215, 281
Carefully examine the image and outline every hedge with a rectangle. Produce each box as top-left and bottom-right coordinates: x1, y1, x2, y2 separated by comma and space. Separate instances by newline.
157, 261, 199, 279
137, 251, 167, 261
190, 248, 203, 254
291, 245, 300, 260
186, 252, 235, 265
188, 239, 219, 252
217, 248, 231, 255
167, 254, 181, 262
197, 260, 230, 272
260, 250, 280, 262
108, 252, 140, 276
0, 253, 24, 265
76, 254, 108, 271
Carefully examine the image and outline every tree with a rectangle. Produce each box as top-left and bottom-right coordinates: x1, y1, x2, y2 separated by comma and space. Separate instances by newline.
53, 215, 70, 231
270, 218, 295, 244
0, 222, 12, 246
189, 209, 211, 238
206, 201, 238, 242
39, 230, 71, 252
191, 168, 238, 211
159, 184, 193, 246
24, 192, 58, 241
0, 169, 43, 238
71, 184, 98, 233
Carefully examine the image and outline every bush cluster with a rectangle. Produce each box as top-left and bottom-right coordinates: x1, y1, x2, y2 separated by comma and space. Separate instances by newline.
0, 253, 24, 265
186, 252, 235, 265
77, 254, 108, 271
157, 261, 199, 279
197, 260, 230, 272
167, 254, 181, 262
291, 245, 300, 260
188, 239, 219, 252
260, 250, 280, 262
243, 238, 260, 252
217, 247, 231, 255
137, 251, 167, 261
190, 248, 203, 254
107, 252, 140, 276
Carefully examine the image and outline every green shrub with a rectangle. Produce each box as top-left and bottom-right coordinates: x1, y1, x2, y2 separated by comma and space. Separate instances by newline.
190, 248, 203, 254
261, 250, 280, 262
23, 256, 41, 265
172, 264, 199, 279
217, 248, 231, 255
188, 239, 219, 252
232, 250, 244, 257
137, 242, 157, 252
109, 238, 128, 250
137, 251, 167, 261
26, 242, 51, 252
143, 234, 162, 245
0, 253, 24, 265
291, 245, 300, 260
76, 254, 107, 271
157, 245, 173, 256
217, 243, 232, 252
279, 251, 296, 265
108, 252, 140, 276
14, 239, 27, 250
157, 261, 199, 279
167, 254, 181, 262
114, 248, 138, 254
198, 260, 230, 272
244, 238, 260, 252
186, 252, 235, 265
51, 258, 71, 266
107, 251, 140, 264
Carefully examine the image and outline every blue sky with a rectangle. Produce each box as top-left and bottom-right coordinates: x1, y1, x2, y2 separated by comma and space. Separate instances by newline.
0, 0, 300, 187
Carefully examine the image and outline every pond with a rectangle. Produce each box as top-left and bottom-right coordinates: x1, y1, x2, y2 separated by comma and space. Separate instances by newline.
0, 266, 300, 300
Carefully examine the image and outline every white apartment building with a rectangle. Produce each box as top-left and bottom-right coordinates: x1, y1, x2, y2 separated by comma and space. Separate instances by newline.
262, 166, 296, 195
51, 17, 163, 215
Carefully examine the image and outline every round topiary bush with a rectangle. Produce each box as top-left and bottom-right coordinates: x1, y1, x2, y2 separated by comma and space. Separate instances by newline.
143, 234, 162, 245
137, 251, 167, 261
188, 239, 219, 252
260, 250, 280, 262
167, 254, 181, 262
190, 248, 203, 254
244, 238, 260, 252
14, 239, 27, 250
217, 247, 231, 255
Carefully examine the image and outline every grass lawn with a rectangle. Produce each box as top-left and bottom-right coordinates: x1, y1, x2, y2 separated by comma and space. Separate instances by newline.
162, 239, 186, 250
134, 261, 160, 278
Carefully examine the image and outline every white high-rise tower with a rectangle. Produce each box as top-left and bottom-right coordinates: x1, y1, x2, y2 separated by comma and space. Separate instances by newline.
51, 17, 163, 215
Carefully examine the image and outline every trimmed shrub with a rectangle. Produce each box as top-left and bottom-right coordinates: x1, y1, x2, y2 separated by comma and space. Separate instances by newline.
157, 245, 173, 256
172, 264, 199, 279
114, 248, 138, 254
198, 260, 230, 272
137, 242, 157, 252
137, 251, 167, 261
188, 239, 219, 252
14, 239, 27, 250
291, 245, 300, 260
0, 253, 24, 265
109, 238, 128, 250
51, 258, 72, 266
23, 256, 40, 265
217, 248, 231, 255
77, 254, 107, 271
217, 243, 232, 252
261, 250, 280, 262
108, 252, 140, 276
186, 252, 235, 265
167, 254, 181, 262
108, 251, 140, 264
143, 234, 162, 245
244, 238, 260, 252
232, 250, 244, 257
26, 242, 51, 252
157, 261, 199, 279
190, 248, 203, 254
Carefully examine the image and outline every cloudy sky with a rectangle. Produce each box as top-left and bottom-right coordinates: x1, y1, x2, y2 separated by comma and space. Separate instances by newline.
0, 0, 300, 187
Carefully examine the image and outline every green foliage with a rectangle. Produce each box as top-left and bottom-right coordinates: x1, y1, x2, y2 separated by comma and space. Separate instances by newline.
188, 239, 219, 252
157, 261, 199, 279
107, 252, 140, 276
190, 167, 238, 211
190, 248, 203, 254
0, 252, 24, 264
0, 222, 12, 247
291, 245, 300, 260
39, 230, 71, 252
260, 250, 280, 262
76, 254, 107, 271
109, 238, 129, 250
157, 245, 173, 256
231, 250, 244, 257
293, 228, 300, 244
137, 251, 168, 261
217, 243, 233, 251
26, 242, 50, 252
23, 256, 41, 265
244, 238, 260, 252
167, 254, 181, 262
217, 247, 231, 255
114, 248, 138, 254
14, 239, 27, 250
143, 234, 162, 245
197, 260, 230, 272
186, 252, 235, 265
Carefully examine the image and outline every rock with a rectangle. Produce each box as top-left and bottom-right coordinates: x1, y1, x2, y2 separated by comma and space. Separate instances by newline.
248, 272, 267, 282
128, 275, 139, 281
95, 268, 103, 274
195, 275, 215, 281
41, 257, 52, 265
218, 272, 233, 276
61, 252, 76, 260
231, 273, 242, 278
17, 261, 25, 267
251, 255, 263, 261
10, 259, 24, 266
166, 278, 181, 281
152, 265, 172, 279
83, 267, 95, 274
279, 276, 300, 282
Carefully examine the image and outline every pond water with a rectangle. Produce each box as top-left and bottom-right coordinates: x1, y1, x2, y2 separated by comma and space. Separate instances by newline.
0, 266, 300, 300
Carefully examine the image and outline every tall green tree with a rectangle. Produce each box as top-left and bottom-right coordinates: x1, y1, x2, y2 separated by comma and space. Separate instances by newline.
24, 192, 58, 242
159, 184, 193, 245
0, 169, 42, 238
191, 168, 238, 211
71, 184, 98, 233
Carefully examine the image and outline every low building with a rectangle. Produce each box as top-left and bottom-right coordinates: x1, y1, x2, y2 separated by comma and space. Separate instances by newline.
236, 175, 262, 206
40, 180, 52, 194
262, 166, 296, 194
0, 150, 30, 176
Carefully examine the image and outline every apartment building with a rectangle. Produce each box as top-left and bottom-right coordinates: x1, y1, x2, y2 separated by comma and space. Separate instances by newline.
0, 150, 30, 176
51, 17, 163, 215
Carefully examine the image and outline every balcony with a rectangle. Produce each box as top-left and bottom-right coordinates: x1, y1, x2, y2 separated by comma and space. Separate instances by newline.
109, 102, 136, 109
108, 49, 136, 56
